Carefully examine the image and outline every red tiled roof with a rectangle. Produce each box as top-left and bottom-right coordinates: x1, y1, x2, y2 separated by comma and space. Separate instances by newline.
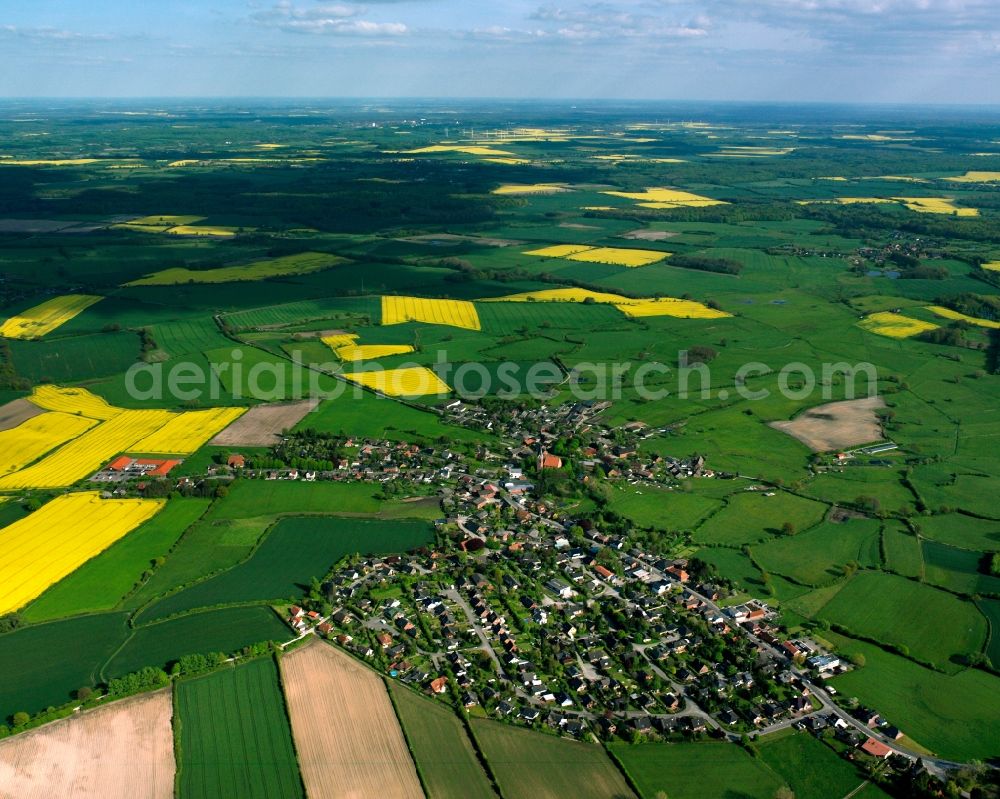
861, 738, 892, 759
149, 459, 181, 477
107, 456, 133, 471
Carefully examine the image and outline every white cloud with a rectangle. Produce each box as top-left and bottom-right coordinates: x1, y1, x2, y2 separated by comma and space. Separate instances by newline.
254, 2, 408, 36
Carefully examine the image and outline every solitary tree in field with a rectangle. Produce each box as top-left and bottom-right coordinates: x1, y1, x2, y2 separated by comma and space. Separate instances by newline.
781, 521, 796, 536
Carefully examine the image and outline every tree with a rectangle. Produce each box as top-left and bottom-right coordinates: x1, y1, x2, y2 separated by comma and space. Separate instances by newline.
11, 711, 30, 727
781, 521, 796, 536
76, 686, 93, 702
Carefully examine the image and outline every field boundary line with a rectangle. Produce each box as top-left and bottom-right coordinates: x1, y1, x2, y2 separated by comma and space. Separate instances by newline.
383, 677, 434, 798
461, 711, 508, 799
272, 651, 309, 798
603, 742, 643, 799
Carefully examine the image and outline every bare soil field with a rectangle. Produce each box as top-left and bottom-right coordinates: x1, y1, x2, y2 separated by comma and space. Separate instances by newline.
0, 398, 45, 432
209, 399, 318, 446
0, 690, 175, 799
280, 641, 423, 799
621, 229, 678, 241
770, 396, 885, 452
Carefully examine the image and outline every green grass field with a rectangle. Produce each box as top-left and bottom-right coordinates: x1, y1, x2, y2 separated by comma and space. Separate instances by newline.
389, 683, 497, 799
175, 657, 304, 799
297, 390, 486, 443
470, 718, 635, 799
818, 571, 986, 670
0, 613, 128, 721
608, 484, 721, 531
694, 490, 828, 546
23, 498, 210, 622
916, 513, 1000, 551
921, 539, 1000, 596
827, 631, 1000, 761
126, 482, 397, 607
8, 331, 140, 382
882, 523, 924, 579
140, 516, 433, 622
609, 741, 783, 799
802, 469, 917, 514
753, 518, 881, 585
209, 480, 384, 519
104, 606, 291, 679
757, 730, 871, 799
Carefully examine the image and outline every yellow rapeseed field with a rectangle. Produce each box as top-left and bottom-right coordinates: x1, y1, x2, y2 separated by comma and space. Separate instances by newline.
120, 215, 205, 228
0, 409, 175, 489
482, 288, 632, 304
0, 386, 248, 487
321, 333, 414, 361
164, 225, 238, 237
982, 261, 1000, 272
0, 492, 164, 614
799, 196, 977, 216
321, 333, 358, 350
405, 145, 517, 157
0, 294, 103, 339
129, 407, 247, 454
342, 366, 451, 398
524, 245, 667, 267
601, 187, 726, 209
565, 247, 668, 268
381, 296, 481, 331
858, 312, 939, 339
524, 244, 594, 257
492, 184, 569, 195
945, 171, 1000, 183
895, 197, 979, 217
28, 385, 120, 420
0, 413, 97, 477
481, 288, 730, 319
126, 252, 345, 286
926, 306, 1000, 329
616, 299, 731, 319
0, 159, 99, 166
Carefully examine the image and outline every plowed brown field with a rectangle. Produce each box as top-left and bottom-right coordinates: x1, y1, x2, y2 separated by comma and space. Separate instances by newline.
280, 641, 423, 799
0, 690, 175, 799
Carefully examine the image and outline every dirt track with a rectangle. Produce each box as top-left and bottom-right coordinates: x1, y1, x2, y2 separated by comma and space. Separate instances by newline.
280, 641, 423, 799
0, 690, 175, 799
770, 396, 885, 452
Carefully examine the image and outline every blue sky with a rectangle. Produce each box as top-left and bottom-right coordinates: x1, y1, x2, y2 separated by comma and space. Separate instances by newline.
1, 1, 998, 102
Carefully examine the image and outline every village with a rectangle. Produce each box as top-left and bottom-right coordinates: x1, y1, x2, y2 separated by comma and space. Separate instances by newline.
84, 396, 942, 783
286, 472, 930, 782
